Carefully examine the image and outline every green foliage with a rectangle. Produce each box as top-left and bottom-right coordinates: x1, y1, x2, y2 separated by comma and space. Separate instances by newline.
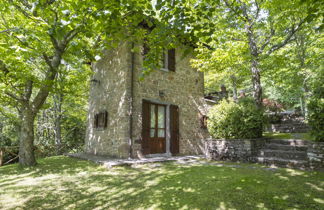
167, 0, 322, 106
207, 99, 240, 139
34, 66, 90, 156
307, 85, 324, 142
0, 111, 20, 164
262, 24, 323, 109
208, 98, 263, 139
191, 40, 250, 94
35, 101, 87, 157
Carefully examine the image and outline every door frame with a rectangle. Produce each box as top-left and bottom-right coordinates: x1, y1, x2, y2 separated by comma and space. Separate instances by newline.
149, 101, 167, 154
142, 99, 172, 157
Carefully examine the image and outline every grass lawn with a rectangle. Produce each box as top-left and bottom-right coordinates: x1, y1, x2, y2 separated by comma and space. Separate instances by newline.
0, 156, 323, 210
263, 132, 314, 141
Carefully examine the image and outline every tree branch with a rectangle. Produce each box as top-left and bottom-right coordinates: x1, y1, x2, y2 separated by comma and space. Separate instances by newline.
260, 25, 275, 53
64, 29, 79, 44
31, 69, 57, 112
267, 18, 306, 55
11, 33, 37, 51
254, 0, 261, 20
0, 28, 17, 33
8, 0, 33, 19
43, 53, 53, 69
23, 80, 33, 101
5, 91, 23, 102
224, 0, 246, 22
49, 34, 60, 50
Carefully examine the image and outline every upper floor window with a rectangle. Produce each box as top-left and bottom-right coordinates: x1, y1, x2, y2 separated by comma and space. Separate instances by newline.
160, 49, 176, 72
143, 44, 176, 72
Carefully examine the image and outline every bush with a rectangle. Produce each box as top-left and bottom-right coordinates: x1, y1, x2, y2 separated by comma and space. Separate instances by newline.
207, 98, 263, 139
307, 88, 324, 141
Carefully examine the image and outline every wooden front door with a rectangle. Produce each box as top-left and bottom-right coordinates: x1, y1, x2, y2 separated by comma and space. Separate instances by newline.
142, 100, 166, 154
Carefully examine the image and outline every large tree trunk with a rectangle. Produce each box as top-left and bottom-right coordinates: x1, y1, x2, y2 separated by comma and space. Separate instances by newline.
251, 59, 262, 107
19, 108, 36, 166
53, 93, 63, 155
241, 3, 263, 108
245, 27, 263, 107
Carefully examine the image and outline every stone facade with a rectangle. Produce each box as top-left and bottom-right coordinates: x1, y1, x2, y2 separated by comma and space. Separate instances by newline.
85, 42, 210, 158
85, 43, 132, 157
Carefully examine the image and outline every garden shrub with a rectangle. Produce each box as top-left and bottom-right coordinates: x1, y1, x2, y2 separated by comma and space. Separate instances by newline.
262, 98, 283, 123
207, 98, 263, 139
307, 86, 324, 141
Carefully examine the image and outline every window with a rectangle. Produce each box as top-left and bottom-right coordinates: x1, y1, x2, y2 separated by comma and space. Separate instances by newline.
160, 49, 176, 72
142, 44, 176, 72
94, 111, 108, 129
149, 104, 166, 138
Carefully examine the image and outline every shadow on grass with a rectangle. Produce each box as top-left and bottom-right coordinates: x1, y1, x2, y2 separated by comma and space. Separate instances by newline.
0, 156, 323, 209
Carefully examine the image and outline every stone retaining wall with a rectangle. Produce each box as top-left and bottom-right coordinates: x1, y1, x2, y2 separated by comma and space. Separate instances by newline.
205, 139, 324, 170
204, 139, 266, 162
307, 142, 324, 169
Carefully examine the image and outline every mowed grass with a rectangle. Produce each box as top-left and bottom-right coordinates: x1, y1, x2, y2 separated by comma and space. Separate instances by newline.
0, 156, 323, 210
263, 132, 314, 141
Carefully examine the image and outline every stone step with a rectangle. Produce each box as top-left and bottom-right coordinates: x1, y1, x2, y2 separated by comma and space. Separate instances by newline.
270, 122, 308, 125
256, 157, 308, 169
269, 127, 309, 131
259, 149, 308, 160
275, 121, 307, 124
272, 130, 309, 134
281, 120, 306, 124
270, 126, 309, 130
274, 119, 306, 124
267, 129, 310, 134
264, 143, 308, 151
267, 123, 310, 133
272, 127, 309, 131
266, 139, 309, 146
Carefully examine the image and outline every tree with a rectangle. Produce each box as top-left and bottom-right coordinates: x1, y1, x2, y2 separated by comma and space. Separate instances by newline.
34, 65, 90, 156
0, 0, 154, 166
262, 19, 323, 112
191, 38, 251, 99
170, 0, 321, 107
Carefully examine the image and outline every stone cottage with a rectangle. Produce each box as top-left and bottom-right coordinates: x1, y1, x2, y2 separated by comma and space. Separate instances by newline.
85, 42, 210, 158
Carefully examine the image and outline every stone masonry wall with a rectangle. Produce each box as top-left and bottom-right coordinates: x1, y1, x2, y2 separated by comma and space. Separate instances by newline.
205, 139, 324, 169
307, 142, 324, 170
85, 43, 131, 158
130, 45, 210, 156
205, 139, 266, 161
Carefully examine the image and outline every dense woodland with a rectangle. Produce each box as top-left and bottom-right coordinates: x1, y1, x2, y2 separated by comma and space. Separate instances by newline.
0, 0, 323, 166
